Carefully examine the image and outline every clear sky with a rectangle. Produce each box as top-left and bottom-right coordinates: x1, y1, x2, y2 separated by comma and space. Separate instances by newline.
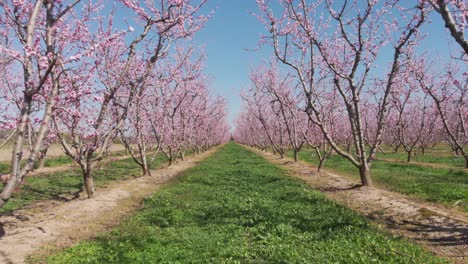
189, 1, 455, 127
192, 0, 270, 126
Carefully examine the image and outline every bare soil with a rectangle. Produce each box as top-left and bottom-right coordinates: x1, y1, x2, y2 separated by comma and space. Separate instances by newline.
0, 149, 217, 264
249, 147, 468, 264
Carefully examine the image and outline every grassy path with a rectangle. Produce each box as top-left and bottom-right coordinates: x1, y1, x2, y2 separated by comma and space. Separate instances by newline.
0, 153, 164, 214
48, 143, 444, 263
0, 149, 216, 264
377, 146, 466, 168
287, 150, 468, 211
255, 147, 467, 263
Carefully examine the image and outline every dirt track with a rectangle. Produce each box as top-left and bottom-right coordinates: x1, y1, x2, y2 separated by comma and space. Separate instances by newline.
0, 148, 217, 264
248, 147, 468, 264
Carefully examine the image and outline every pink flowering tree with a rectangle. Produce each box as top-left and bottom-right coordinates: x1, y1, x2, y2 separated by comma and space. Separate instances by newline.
268, 66, 305, 161
413, 59, 467, 167
0, 58, 21, 148
389, 77, 440, 162
158, 54, 212, 164
255, 0, 428, 186
234, 111, 271, 150
300, 117, 333, 172
0, 55, 53, 169
183, 93, 230, 153
119, 46, 219, 173
52, 0, 209, 198
241, 85, 289, 158
249, 62, 305, 161
118, 67, 165, 176
202, 97, 231, 149
416, 1, 467, 168
0, 0, 101, 207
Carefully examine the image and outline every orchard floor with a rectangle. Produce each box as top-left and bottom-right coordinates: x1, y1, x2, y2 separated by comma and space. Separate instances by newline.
0, 143, 465, 263
0, 148, 218, 264
42, 143, 449, 263
248, 147, 468, 263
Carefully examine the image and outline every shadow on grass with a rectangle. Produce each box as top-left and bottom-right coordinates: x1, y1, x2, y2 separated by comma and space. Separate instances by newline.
21, 184, 84, 203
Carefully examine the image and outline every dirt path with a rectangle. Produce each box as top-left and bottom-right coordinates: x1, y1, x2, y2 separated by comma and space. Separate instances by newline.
248, 147, 468, 264
0, 148, 217, 264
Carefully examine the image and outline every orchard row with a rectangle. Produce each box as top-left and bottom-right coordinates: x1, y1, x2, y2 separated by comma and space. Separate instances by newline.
0, 0, 230, 207
234, 0, 467, 186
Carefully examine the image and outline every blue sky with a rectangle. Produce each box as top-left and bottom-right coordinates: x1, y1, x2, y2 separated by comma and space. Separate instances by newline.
189, 1, 454, 127
192, 0, 270, 126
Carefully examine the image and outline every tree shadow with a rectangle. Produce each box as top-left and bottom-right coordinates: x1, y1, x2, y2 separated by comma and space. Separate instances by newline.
0, 211, 29, 221
378, 216, 468, 248
21, 184, 84, 203
317, 184, 362, 193
0, 222, 4, 238
407, 222, 468, 247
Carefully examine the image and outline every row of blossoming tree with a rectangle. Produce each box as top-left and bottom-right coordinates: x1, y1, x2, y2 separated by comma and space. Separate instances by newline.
234, 0, 466, 186
0, 0, 230, 207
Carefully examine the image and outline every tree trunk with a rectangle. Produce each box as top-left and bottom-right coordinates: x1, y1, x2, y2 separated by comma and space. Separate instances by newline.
407, 150, 412, 163
421, 147, 426, 155
465, 156, 468, 169
293, 149, 298, 162
142, 165, 152, 176
38, 156, 46, 169
378, 145, 386, 154
143, 154, 150, 176
83, 166, 95, 198
0, 178, 17, 207
359, 165, 372, 186
37, 147, 49, 170
317, 159, 326, 173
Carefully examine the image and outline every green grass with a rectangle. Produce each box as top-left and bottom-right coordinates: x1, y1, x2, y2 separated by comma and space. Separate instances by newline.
378, 145, 465, 168
0, 149, 129, 174
40, 156, 74, 168
47, 143, 445, 263
0, 155, 74, 174
289, 150, 468, 211
0, 162, 9, 174
0, 154, 168, 214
